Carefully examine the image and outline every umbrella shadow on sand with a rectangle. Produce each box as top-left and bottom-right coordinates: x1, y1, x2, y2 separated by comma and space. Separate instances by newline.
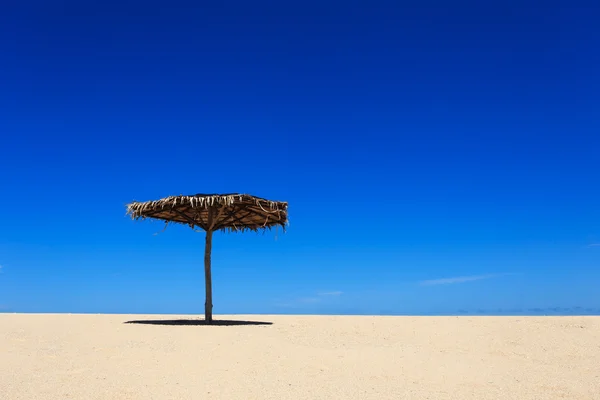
124, 319, 273, 326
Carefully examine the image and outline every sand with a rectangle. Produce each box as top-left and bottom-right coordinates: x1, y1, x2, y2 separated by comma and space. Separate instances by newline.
1, 314, 599, 399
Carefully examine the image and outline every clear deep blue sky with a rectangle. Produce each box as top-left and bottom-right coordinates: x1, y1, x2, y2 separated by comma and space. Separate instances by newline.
1, 1, 599, 315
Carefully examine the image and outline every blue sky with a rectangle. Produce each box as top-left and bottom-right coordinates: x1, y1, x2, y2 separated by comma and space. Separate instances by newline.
1, 1, 599, 315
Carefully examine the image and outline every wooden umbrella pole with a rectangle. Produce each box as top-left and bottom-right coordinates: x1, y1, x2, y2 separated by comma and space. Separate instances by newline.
204, 228, 213, 323
204, 207, 214, 324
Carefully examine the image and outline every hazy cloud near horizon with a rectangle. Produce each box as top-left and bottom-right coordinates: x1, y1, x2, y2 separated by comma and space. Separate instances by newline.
420, 273, 510, 286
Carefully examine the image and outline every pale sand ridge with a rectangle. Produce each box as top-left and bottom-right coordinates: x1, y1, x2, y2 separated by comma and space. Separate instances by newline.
1, 314, 599, 399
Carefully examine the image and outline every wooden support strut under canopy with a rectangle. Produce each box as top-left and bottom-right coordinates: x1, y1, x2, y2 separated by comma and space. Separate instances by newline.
204, 207, 214, 323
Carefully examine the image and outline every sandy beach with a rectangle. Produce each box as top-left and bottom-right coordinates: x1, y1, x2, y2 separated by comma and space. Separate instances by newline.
1, 314, 599, 399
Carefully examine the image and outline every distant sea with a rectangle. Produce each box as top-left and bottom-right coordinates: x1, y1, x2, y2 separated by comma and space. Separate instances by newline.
2, 307, 599, 316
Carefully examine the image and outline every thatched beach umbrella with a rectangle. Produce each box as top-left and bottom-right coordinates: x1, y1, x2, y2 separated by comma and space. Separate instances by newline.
126, 193, 288, 324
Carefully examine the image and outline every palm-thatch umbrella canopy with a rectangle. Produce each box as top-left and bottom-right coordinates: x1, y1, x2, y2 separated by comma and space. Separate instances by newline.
126, 193, 288, 324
